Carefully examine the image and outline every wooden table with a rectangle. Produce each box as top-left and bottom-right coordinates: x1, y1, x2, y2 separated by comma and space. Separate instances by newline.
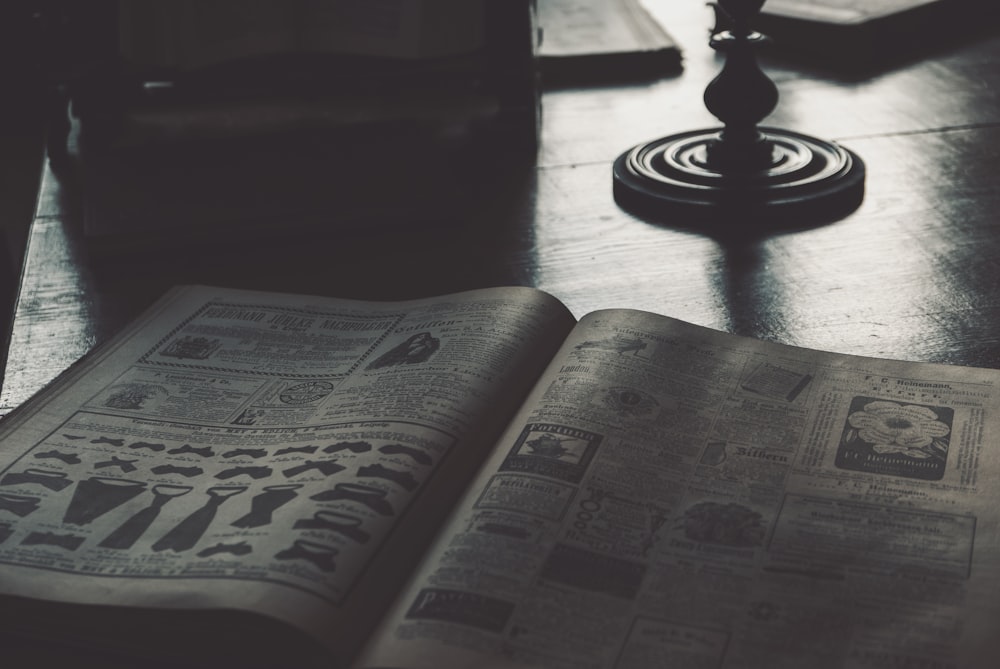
4, 3, 1000, 419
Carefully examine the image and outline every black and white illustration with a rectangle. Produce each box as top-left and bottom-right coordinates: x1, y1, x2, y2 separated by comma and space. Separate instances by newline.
293, 510, 371, 544
499, 423, 601, 484
151, 485, 248, 553
159, 336, 223, 360
474, 474, 577, 521
0, 493, 41, 518
275, 539, 339, 572
405, 587, 515, 632
279, 381, 335, 405
101, 383, 168, 411
835, 397, 953, 480
140, 302, 403, 380
600, 386, 659, 417
311, 482, 395, 516
1, 468, 73, 492
700, 440, 729, 466
62, 477, 147, 526
100, 484, 194, 550
230, 484, 302, 528
569, 485, 670, 558
154, 464, 204, 478
739, 361, 813, 402
0, 411, 454, 606
365, 332, 440, 370
231, 408, 265, 425
91, 367, 273, 425
22, 531, 85, 551
538, 542, 646, 599
34, 449, 82, 465
197, 541, 252, 558
675, 501, 767, 548
573, 333, 648, 357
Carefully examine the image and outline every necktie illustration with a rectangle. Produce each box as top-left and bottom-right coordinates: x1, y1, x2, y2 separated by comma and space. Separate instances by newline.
62, 477, 147, 526
99, 484, 193, 550
22, 531, 85, 550
274, 539, 338, 572
197, 540, 252, 558
293, 510, 370, 543
357, 463, 419, 491
230, 484, 302, 528
378, 444, 432, 465
151, 485, 246, 553
0, 493, 41, 517
282, 459, 345, 478
310, 482, 394, 516
33, 450, 82, 465
2, 468, 73, 492
167, 444, 215, 457
94, 456, 139, 473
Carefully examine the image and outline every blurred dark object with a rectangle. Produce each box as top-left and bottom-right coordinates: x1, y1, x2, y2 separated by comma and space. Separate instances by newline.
0, 2, 53, 354
44, 1, 538, 152
613, 0, 864, 228
713, 0, 993, 71
0, 2, 46, 120
13, 1, 117, 142
35, 1, 540, 251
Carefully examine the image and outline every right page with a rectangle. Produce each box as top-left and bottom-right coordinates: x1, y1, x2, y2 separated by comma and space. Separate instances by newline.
356, 308, 1000, 668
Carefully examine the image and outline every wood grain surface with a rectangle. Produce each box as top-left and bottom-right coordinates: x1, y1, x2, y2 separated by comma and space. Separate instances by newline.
3, 2, 1000, 418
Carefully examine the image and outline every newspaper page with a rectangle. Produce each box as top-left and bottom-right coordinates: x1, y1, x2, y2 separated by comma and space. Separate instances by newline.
0, 284, 575, 659
356, 308, 1000, 669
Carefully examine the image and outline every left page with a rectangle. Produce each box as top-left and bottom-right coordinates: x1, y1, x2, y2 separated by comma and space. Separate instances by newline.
0, 284, 574, 665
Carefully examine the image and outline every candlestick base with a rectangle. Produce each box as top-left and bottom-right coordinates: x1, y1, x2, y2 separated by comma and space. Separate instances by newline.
613, 126, 865, 228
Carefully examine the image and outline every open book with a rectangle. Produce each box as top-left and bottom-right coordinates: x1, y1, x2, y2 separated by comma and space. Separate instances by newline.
1, 285, 998, 668
537, 0, 682, 84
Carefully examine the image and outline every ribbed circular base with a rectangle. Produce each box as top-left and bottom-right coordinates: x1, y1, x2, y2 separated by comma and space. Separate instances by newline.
613, 126, 865, 228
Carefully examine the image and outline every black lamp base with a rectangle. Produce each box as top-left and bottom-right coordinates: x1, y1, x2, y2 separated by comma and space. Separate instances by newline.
613, 126, 865, 226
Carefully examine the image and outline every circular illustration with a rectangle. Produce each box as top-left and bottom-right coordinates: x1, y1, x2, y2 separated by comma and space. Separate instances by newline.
280, 381, 335, 405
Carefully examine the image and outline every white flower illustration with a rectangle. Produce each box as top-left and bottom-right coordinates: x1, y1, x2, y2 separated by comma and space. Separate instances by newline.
847, 401, 949, 459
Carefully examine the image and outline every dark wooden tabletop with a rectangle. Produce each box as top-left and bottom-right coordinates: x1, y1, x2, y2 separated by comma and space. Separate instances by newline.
4, 2, 1000, 419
